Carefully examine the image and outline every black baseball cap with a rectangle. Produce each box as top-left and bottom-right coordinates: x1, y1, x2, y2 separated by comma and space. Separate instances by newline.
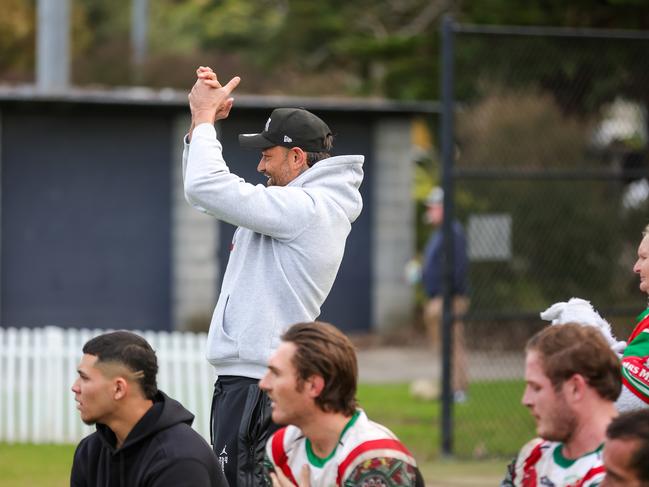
238, 108, 332, 152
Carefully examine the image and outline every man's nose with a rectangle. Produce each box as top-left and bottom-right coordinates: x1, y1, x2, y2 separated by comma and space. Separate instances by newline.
521, 389, 531, 407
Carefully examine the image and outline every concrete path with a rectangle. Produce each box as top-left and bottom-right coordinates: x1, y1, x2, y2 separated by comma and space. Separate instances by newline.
356, 347, 524, 383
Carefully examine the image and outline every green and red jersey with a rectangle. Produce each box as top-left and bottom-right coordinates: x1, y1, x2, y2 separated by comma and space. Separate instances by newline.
621, 308, 649, 405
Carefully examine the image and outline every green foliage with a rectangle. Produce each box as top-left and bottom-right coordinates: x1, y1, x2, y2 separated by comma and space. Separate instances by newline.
447, 90, 632, 312
458, 0, 649, 29
148, 0, 284, 53
3, 0, 649, 101
0, 0, 35, 82
454, 34, 649, 116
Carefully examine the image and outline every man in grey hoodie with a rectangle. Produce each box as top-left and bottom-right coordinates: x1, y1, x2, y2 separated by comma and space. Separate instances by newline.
183, 68, 364, 486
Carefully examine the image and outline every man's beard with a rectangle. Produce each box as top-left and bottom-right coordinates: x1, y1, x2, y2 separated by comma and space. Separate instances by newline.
541, 401, 577, 443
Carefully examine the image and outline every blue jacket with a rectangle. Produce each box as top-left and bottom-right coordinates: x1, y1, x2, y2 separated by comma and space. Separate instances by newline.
422, 220, 468, 297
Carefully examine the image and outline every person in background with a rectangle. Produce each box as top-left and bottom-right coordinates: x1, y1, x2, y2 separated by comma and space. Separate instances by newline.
421, 186, 469, 402
260, 321, 424, 487
70, 330, 226, 487
501, 323, 621, 487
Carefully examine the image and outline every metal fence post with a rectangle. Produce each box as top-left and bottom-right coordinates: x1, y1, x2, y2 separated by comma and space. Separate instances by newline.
440, 13, 456, 458
36, 0, 70, 91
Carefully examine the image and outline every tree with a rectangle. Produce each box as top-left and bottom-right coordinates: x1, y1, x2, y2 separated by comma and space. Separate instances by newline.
0, 0, 35, 83
3, 0, 649, 103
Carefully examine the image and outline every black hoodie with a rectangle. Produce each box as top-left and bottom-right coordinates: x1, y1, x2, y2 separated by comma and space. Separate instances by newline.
70, 391, 227, 487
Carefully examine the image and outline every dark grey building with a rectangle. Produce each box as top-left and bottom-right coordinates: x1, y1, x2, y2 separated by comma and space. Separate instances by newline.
0, 86, 436, 333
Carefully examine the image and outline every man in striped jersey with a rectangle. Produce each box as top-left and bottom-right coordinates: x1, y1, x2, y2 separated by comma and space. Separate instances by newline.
502, 324, 621, 487
259, 321, 423, 486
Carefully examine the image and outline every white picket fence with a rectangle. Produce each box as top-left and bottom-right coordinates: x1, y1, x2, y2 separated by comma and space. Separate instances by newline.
0, 326, 216, 444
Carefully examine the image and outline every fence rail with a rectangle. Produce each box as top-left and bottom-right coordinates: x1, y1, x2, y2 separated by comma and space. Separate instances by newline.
0, 326, 215, 444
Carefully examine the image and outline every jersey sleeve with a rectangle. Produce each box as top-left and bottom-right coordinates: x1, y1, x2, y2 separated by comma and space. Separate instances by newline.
264, 427, 299, 486
500, 455, 517, 487
342, 457, 420, 487
262, 453, 277, 487
621, 330, 649, 401
501, 438, 546, 487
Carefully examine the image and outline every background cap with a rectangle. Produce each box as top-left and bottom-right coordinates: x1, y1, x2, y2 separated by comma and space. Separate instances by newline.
238, 108, 332, 152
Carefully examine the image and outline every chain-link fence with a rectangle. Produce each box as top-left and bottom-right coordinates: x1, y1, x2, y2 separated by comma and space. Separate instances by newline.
436, 18, 649, 458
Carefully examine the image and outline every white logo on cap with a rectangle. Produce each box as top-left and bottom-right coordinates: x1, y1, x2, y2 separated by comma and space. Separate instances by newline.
265, 117, 271, 132
283, 135, 292, 143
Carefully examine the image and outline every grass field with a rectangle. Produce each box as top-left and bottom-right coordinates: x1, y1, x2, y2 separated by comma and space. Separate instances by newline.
0, 379, 533, 487
358, 379, 534, 461
0, 443, 75, 487
0, 443, 507, 487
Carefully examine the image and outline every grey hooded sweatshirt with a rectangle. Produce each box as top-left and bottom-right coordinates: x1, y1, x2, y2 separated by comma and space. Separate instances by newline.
183, 123, 364, 378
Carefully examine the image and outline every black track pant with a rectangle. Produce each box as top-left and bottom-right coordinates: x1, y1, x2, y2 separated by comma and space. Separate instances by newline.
211, 376, 278, 487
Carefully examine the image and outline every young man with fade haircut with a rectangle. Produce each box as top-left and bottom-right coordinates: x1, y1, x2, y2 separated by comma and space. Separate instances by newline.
70, 331, 227, 487
183, 68, 364, 486
502, 323, 621, 487
259, 321, 424, 487
601, 409, 649, 487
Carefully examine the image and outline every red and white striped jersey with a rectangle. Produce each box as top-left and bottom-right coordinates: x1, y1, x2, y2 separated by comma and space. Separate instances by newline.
502, 438, 605, 487
264, 410, 419, 486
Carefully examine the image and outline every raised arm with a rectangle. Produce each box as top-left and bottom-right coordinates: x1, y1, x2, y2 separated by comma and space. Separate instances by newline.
183, 124, 317, 240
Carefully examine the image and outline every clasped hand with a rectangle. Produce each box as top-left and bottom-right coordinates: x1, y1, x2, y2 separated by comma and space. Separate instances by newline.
188, 66, 240, 125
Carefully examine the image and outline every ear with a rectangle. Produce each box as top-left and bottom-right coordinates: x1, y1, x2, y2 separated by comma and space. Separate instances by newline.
563, 374, 586, 403
113, 377, 129, 401
291, 147, 308, 169
305, 375, 325, 399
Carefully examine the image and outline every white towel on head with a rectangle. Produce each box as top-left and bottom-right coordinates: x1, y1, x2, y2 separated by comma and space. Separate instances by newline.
540, 297, 649, 412
540, 297, 626, 354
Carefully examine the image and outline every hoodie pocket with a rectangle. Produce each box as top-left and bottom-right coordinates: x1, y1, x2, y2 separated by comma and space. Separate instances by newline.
206, 294, 239, 361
